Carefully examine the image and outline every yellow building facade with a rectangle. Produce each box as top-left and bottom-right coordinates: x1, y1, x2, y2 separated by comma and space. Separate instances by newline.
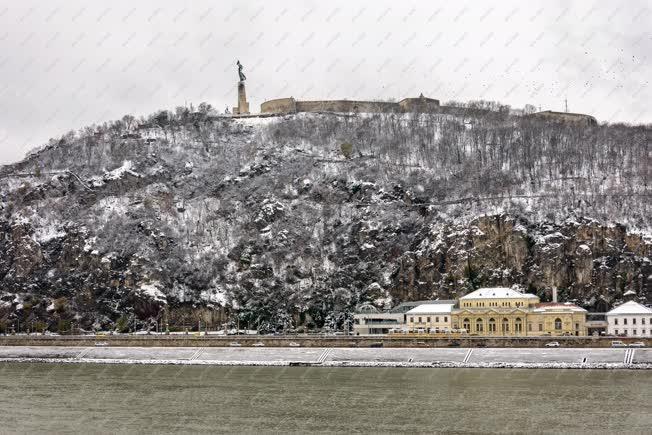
450, 288, 587, 337
527, 303, 587, 336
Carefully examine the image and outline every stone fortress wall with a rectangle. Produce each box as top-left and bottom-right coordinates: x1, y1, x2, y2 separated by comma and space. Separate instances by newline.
259, 97, 297, 114
258, 94, 598, 125
261, 95, 441, 115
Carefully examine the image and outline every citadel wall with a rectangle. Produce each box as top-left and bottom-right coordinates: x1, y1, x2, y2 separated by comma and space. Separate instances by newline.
261, 96, 441, 114
260, 97, 297, 114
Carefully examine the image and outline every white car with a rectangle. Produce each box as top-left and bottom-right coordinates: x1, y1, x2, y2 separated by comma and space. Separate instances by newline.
611, 340, 627, 348
545, 341, 560, 347
628, 342, 645, 348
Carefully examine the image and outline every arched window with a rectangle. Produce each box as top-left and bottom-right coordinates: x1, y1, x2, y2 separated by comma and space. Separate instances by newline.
515, 318, 522, 333
555, 318, 562, 330
476, 318, 483, 333
462, 318, 470, 332
502, 318, 510, 333
488, 318, 496, 333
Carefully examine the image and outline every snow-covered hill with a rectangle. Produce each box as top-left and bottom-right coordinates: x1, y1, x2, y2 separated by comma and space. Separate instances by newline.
0, 109, 650, 332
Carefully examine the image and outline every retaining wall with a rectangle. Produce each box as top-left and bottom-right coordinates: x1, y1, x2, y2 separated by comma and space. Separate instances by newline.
1, 335, 648, 348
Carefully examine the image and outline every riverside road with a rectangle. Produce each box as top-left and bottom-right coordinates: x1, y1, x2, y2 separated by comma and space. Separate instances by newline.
0, 345, 650, 368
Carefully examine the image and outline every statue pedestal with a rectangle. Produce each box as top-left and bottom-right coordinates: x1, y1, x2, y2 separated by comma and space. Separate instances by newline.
233, 81, 250, 115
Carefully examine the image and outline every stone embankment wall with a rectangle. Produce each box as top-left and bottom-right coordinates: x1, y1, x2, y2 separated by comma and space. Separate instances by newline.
0, 335, 648, 348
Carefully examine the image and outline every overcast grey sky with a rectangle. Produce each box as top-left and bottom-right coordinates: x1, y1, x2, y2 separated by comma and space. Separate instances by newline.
0, 0, 650, 164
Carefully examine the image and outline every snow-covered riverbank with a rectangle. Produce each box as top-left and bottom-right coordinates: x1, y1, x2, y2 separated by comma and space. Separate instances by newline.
1, 357, 650, 369
0, 346, 650, 369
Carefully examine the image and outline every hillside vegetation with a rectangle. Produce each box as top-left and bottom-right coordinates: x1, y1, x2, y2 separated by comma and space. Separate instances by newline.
0, 106, 650, 332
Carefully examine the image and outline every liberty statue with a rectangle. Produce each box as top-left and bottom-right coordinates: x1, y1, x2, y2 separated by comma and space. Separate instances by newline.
237, 60, 246, 82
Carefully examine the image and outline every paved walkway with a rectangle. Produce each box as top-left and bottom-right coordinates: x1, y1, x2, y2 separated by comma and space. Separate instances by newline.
0, 346, 650, 368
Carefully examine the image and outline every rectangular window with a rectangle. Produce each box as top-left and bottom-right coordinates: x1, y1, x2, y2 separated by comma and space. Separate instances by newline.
624, 318, 628, 325
444, 316, 448, 323
633, 318, 636, 325
435, 317, 439, 323
418, 317, 422, 323
642, 318, 646, 325
427, 317, 431, 323
538, 324, 543, 332
633, 330, 637, 335
615, 329, 618, 335
410, 317, 414, 323
528, 323, 532, 331
615, 319, 618, 325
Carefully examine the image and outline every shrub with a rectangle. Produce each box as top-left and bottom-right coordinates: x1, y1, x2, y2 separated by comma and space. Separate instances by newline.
57, 319, 71, 333
115, 315, 130, 333
340, 142, 353, 159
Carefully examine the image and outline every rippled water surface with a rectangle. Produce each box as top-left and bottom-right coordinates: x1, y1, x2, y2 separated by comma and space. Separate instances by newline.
0, 363, 649, 434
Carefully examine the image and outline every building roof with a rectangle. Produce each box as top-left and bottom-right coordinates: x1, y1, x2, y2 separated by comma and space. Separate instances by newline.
406, 304, 455, 315
606, 301, 652, 315
355, 303, 380, 314
460, 288, 539, 300
532, 302, 587, 313
388, 300, 455, 313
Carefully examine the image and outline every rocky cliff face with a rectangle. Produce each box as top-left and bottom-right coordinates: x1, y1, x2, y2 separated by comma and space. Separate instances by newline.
394, 215, 650, 306
0, 110, 649, 332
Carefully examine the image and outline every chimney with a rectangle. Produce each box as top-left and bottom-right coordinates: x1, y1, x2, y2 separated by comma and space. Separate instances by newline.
552, 287, 558, 303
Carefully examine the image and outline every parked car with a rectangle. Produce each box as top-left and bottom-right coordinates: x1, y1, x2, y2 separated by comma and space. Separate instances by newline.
545, 341, 560, 347
611, 340, 627, 348
629, 342, 646, 348
288, 342, 300, 347
252, 342, 265, 347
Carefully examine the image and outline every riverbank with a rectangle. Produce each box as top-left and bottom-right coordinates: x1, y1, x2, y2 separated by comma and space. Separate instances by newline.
1, 346, 650, 369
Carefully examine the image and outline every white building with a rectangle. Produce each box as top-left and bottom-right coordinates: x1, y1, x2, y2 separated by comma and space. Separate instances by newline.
405, 303, 455, 332
352, 304, 405, 335
353, 300, 455, 335
606, 301, 652, 337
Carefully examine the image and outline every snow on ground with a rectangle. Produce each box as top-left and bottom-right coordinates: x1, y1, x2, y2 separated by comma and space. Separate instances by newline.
88, 161, 142, 186
0, 346, 650, 369
34, 225, 66, 243
138, 282, 167, 304
104, 160, 140, 180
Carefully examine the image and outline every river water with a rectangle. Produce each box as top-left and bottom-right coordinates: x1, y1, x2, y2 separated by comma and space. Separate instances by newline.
0, 363, 649, 434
